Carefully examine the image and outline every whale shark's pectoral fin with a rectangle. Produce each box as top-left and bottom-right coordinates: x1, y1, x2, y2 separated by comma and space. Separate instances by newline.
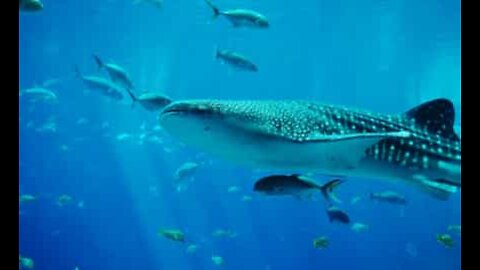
413, 182, 455, 201
412, 174, 460, 201
304, 131, 411, 143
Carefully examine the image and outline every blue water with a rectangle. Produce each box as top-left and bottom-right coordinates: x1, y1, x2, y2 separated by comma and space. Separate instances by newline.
19, 0, 461, 269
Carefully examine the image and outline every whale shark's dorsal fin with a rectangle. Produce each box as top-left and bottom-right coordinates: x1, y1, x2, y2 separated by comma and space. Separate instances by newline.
404, 98, 459, 142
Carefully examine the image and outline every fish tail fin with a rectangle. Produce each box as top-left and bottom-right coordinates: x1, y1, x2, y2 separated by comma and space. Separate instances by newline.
92, 54, 104, 70
125, 88, 138, 108
319, 179, 345, 204
214, 46, 220, 58
205, 0, 220, 18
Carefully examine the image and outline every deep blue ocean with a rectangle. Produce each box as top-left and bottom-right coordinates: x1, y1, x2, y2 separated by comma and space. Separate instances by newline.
19, 0, 461, 269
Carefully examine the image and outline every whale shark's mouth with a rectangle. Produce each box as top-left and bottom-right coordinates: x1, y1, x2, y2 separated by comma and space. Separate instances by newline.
161, 101, 216, 117
161, 106, 185, 115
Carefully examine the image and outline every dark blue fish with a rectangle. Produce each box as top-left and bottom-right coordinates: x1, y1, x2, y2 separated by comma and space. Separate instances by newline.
254, 174, 344, 203
326, 206, 350, 224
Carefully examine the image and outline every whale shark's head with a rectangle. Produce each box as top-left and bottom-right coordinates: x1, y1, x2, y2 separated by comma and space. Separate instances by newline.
159, 100, 268, 154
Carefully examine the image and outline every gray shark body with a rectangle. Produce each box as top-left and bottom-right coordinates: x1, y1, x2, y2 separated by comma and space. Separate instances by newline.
159, 99, 461, 200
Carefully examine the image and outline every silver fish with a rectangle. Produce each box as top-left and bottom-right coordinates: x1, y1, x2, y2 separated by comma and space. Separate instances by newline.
205, 0, 269, 29
126, 90, 172, 111
93, 55, 134, 90
216, 48, 258, 72
370, 191, 407, 205
74, 67, 124, 100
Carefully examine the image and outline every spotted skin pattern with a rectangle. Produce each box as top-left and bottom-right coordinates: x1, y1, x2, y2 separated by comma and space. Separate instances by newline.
161, 98, 461, 198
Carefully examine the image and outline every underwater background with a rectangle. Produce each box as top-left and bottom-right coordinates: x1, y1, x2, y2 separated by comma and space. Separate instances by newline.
19, 0, 461, 269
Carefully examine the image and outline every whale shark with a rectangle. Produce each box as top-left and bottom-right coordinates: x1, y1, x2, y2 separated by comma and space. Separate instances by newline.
159, 98, 461, 200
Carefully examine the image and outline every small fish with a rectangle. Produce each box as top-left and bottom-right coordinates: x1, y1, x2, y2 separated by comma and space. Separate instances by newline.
211, 255, 224, 266
57, 194, 73, 207
447, 225, 461, 236
116, 133, 132, 141
19, 87, 57, 103
204, 0, 269, 28
326, 206, 350, 224
313, 236, 329, 249
35, 120, 57, 133
436, 233, 454, 248
19, 194, 36, 204
241, 195, 253, 202
253, 174, 345, 204
227, 186, 241, 193
175, 162, 200, 181
186, 244, 199, 254
126, 90, 172, 111
370, 191, 407, 205
93, 55, 134, 90
212, 229, 237, 238
351, 222, 369, 233
26, 121, 34, 129
216, 48, 258, 72
74, 66, 124, 100
19, 0, 43, 12
158, 229, 185, 242
350, 195, 363, 205
77, 200, 85, 209
19, 255, 34, 269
